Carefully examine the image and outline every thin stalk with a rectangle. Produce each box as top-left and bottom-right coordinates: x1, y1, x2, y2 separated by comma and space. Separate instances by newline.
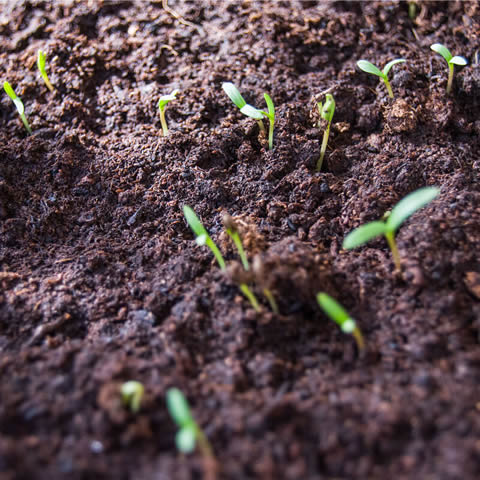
352, 327, 365, 351
447, 63, 454, 94
257, 119, 266, 133
230, 231, 249, 271
385, 231, 401, 271
383, 77, 394, 98
316, 123, 330, 171
268, 118, 274, 150
42, 74, 54, 92
240, 283, 260, 312
206, 238, 226, 271
196, 428, 217, 480
263, 288, 279, 314
160, 110, 168, 136
20, 113, 32, 134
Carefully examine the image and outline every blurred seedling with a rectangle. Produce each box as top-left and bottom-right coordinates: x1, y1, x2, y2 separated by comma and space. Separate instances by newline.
37, 50, 54, 92
252, 255, 279, 314
121, 381, 144, 413
3, 81, 32, 134
316, 93, 335, 171
342, 187, 440, 271
430, 43, 467, 94
222, 82, 275, 150
316, 292, 364, 350
158, 89, 178, 136
356, 58, 406, 98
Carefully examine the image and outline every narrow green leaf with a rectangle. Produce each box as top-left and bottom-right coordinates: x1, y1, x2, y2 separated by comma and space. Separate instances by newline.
431, 43, 452, 63
382, 58, 406, 77
263, 93, 275, 120
450, 55, 468, 66
37, 50, 46, 73
357, 60, 384, 78
166, 388, 194, 427
240, 103, 264, 120
3, 81, 17, 101
386, 186, 440, 232
183, 205, 208, 239
316, 292, 355, 332
222, 82, 246, 109
342, 221, 387, 249
176, 428, 196, 453
158, 89, 178, 111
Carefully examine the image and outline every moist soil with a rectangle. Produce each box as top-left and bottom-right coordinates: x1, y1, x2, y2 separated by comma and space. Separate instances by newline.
1, 1, 480, 479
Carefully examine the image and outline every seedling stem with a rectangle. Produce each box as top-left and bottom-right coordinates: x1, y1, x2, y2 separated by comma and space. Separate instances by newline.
37, 50, 54, 92
3, 81, 32, 134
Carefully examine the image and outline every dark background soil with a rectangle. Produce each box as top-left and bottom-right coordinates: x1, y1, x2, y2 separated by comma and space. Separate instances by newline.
1, 1, 480, 479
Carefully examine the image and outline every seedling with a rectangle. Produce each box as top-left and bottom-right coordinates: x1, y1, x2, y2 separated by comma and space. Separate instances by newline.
166, 388, 213, 457
430, 43, 468, 94
342, 186, 440, 271
356, 58, 406, 98
37, 50, 54, 92
121, 381, 144, 413
316, 93, 335, 171
158, 89, 178, 136
3, 81, 32, 134
222, 82, 275, 150
316, 292, 364, 350
183, 205, 226, 270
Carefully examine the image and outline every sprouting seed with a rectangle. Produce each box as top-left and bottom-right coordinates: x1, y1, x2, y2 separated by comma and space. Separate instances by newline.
37, 50, 54, 92
183, 205, 226, 270
430, 43, 467, 94
166, 387, 214, 458
222, 82, 275, 150
316, 292, 364, 350
342, 187, 440, 271
3, 81, 32, 134
356, 58, 406, 98
158, 89, 178, 136
121, 381, 145, 413
316, 93, 335, 172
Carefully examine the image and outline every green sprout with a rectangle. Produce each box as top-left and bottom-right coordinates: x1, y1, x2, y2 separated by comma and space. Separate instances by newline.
222, 82, 275, 150
343, 187, 440, 271
3, 81, 32, 134
430, 44, 468, 94
316, 292, 364, 350
166, 387, 213, 459
121, 381, 145, 413
158, 89, 178, 136
183, 205, 226, 270
316, 93, 335, 172
356, 58, 406, 98
37, 50, 54, 92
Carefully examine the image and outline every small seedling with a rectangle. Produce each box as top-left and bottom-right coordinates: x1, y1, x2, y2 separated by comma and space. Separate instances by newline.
222, 82, 275, 150
316, 292, 364, 350
342, 186, 440, 271
316, 93, 335, 171
121, 381, 145, 413
166, 388, 213, 457
430, 44, 467, 94
183, 205, 226, 270
356, 58, 406, 98
158, 89, 178, 136
3, 81, 32, 134
37, 50, 54, 92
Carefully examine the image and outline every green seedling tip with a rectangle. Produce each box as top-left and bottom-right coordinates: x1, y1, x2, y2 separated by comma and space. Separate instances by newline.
316, 93, 336, 171
37, 50, 54, 92
158, 89, 178, 136
343, 186, 440, 271
3, 81, 32, 134
316, 292, 364, 350
121, 381, 145, 413
430, 44, 467, 94
183, 205, 226, 270
356, 58, 406, 98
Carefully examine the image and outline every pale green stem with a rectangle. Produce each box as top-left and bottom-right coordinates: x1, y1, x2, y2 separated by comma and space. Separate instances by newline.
20, 113, 32, 134
316, 122, 331, 171
205, 238, 226, 270
41, 73, 54, 92
383, 77, 394, 98
263, 288, 279, 314
160, 109, 169, 136
268, 118, 274, 150
353, 327, 365, 351
447, 63, 454, 94
385, 231, 401, 272
257, 119, 266, 133
240, 283, 260, 312
230, 232, 249, 271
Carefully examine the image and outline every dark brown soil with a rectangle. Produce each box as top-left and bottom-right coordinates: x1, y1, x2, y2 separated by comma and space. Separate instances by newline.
1, 1, 480, 479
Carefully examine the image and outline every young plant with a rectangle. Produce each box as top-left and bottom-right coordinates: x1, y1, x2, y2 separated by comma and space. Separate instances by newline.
342, 186, 440, 271
316, 292, 364, 350
121, 381, 145, 413
37, 50, 54, 92
356, 58, 406, 98
430, 44, 468, 94
316, 93, 335, 172
222, 82, 275, 150
158, 89, 178, 136
3, 81, 32, 134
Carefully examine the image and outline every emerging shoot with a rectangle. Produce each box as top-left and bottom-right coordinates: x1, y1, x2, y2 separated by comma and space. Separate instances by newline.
3, 81, 32, 134
430, 43, 468, 94
342, 187, 440, 271
37, 50, 54, 92
316, 93, 335, 171
222, 82, 275, 150
183, 205, 226, 270
356, 58, 406, 98
121, 381, 145, 413
316, 292, 364, 350
158, 89, 178, 136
